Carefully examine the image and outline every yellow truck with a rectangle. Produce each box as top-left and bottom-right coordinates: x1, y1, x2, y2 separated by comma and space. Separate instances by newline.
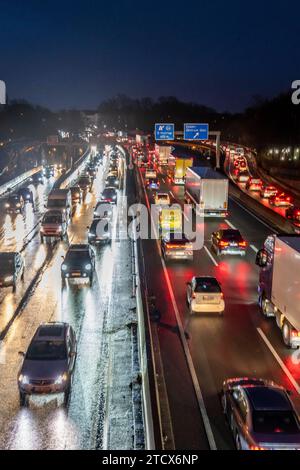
159, 206, 182, 234
168, 157, 193, 185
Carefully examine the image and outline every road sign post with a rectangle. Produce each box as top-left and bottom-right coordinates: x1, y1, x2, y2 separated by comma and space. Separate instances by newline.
155, 123, 174, 141
0, 80, 6, 105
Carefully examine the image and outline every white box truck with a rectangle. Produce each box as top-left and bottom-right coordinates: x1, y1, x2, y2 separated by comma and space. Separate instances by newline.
46, 189, 73, 221
155, 144, 172, 166
256, 235, 300, 348
184, 167, 229, 217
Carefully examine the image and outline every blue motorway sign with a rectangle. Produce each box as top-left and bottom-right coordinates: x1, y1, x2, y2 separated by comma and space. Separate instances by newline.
155, 123, 174, 140
184, 123, 209, 140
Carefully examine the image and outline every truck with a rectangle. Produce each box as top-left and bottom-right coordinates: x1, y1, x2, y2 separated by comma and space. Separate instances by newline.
155, 144, 172, 166
136, 134, 148, 146
46, 189, 73, 221
185, 167, 229, 217
159, 206, 182, 235
167, 156, 193, 185
256, 235, 300, 349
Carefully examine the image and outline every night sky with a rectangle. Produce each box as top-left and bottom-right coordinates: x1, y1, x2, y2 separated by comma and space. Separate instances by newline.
1, 0, 299, 112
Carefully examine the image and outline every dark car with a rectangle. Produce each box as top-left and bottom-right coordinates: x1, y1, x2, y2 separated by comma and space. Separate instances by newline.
18, 322, 77, 406
61, 244, 95, 285
269, 193, 293, 207
5, 194, 24, 214
211, 229, 247, 256
221, 377, 300, 450
93, 201, 113, 219
78, 176, 92, 194
0, 252, 25, 291
17, 187, 34, 204
30, 172, 44, 185
70, 186, 83, 204
88, 218, 112, 245
161, 232, 193, 261
286, 206, 300, 223
43, 166, 55, 178
87, 166, 97, 178
146, 178, 160, 190
100, 187, 118, 204
105, 175, 119, 189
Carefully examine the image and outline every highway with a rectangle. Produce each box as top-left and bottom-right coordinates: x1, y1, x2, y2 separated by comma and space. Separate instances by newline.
0, 148, 140, 449
136, 148, 300, 450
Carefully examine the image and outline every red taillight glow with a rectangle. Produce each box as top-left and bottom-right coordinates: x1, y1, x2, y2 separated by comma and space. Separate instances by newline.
219, 241, 229, 247
239, 241, 247, 247
291, 330, 300, 337
250, 445, 266, 451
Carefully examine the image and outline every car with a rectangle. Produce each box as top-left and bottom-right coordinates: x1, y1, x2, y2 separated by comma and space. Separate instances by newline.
105, 175, 119, 189
246, 178, 262, 191
70, 186, 83, 204
94, 201, 113, 219
100, 187, 118, 204
186, 276, 225, 315
146, 178, 160, 190
40, 210, 68, 242
0, 252, 25, 291
108, 168, 118, 178
269, 193, 293, 207
78, 176, 92, 194
145, 169, 157, 179
43, 165, 55, 178
61, 244, 95, 285
88, 218, 112, 244
87, 166, 97, 178
18, 322, 77, 406
286, 206, 300, 222
161, 232, 193, 261
260, 185, 278, 198
154, 192, 171, 205
211, 229, 247, 256
30, 172, 44, 185
5, 194, 24, 214
17, 187, 34, 204
221, 377, 300, 450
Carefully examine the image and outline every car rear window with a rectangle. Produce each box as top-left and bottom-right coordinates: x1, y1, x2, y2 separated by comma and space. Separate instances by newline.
252, 411, 300, 434
222, 230, 242, 240
194, 279, 221, 293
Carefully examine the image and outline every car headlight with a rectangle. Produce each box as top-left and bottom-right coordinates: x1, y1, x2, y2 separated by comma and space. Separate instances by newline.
61, 264, 67, 271
4, 275, 13, 282
57, 225, 62, 232
19, 374, 29, 385
54, 373, 68, 385
85, 263, 92, 270
88, 232, 95, 237
5, 203, 9, 208
16, 203, 21, 207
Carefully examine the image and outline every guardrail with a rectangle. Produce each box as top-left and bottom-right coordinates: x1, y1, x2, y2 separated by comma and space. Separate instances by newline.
0, 166, 42, 198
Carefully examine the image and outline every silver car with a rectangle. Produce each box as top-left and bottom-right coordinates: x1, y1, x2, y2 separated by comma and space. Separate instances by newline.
221, 377, 300, 450
18, 322, 77, 406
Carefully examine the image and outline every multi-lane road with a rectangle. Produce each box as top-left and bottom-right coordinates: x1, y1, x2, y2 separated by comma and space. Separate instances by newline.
137, 148, 300, 450
0, 149, 140, 449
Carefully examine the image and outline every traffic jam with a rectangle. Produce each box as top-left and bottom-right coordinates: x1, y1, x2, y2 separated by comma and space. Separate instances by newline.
0, 145, 124, 431
131, 136, 300, 451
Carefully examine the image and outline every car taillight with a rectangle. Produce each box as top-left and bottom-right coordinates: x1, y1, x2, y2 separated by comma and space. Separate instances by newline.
291, 330, 300, 337
250, 445, 266, 451
220, 292, 224, 299
219, 241, 229, 247
239, 241, 247, 247
192, 293, 196, 299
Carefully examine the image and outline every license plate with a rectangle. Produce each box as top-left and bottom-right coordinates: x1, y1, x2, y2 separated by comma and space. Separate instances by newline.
230, 243, 237, 246
72, 272, 81, 277
203, 295, 211, 301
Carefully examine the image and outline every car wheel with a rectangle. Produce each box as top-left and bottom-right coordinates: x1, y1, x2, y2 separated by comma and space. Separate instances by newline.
235, 433, 242, 450
261, 294, 271, 317
19, 392, 28, 407
40, 235, 44, 243
282, 321, 296, 349
21, 269, 25, 281
89, 275, 93, 286
12, 281, 16, 293
63, 386, 71, 406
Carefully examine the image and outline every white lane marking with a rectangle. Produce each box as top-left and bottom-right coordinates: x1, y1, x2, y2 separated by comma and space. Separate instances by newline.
250, 244, 258, 253
225, 219, 237, 230
204, 245, 219, 267
169, 190, 175, 199
139, 168, 217, 450
257, 328, 300, 394
183, 211, 189, 222
162, 178, 165, 183
229, 196, 278, 233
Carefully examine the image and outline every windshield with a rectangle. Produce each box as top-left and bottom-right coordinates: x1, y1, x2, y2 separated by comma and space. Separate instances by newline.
43, 215, 61, 224
253, 410, 300, 434
194, 279, 221, 293
79, 178, 90, 185
65, 251, 89, 263
47, 199, 66, 208
26, 340, 67, 361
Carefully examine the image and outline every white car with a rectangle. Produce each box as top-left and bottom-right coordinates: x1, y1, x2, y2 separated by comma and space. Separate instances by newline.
154, 192, 171, 205
186, 276, 225, 315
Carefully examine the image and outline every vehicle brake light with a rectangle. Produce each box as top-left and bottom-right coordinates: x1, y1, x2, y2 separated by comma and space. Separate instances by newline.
239, 241, 247, 247
250, 445, 266, 451
192, 293, 196, 299
219, 241, 229, 247
291, 330, 300, 337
